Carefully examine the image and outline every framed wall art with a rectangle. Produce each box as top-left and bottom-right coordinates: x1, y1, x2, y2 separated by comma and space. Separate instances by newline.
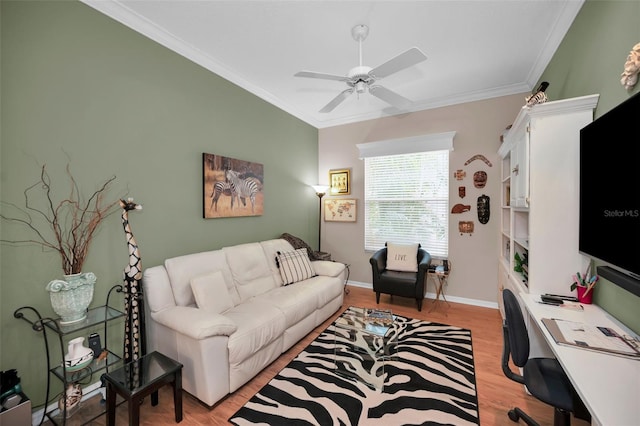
324, 198, 356, 222
202, 153, 264, 218
329, 168, 351, 195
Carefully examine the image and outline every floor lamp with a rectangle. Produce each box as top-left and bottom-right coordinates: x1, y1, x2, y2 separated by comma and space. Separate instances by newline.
311, 185, 329, 252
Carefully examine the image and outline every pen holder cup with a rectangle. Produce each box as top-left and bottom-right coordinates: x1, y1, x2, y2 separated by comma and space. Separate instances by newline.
576, 286, 593, 304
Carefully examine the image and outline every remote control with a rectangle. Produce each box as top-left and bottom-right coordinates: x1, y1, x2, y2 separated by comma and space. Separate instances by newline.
540, 295, 564, 305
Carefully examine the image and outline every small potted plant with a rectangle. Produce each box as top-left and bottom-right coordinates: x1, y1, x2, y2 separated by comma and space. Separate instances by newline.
1, 164, 118, 323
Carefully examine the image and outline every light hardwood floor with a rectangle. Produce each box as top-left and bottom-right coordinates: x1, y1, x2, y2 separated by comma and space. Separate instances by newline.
57, 285, 590, 425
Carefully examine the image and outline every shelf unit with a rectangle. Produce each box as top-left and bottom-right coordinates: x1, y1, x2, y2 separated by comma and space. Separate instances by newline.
14, 285, 125, 425
496, 95, 599, 329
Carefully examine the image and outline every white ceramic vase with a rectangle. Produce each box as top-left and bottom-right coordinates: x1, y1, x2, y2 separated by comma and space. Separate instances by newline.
64, 337, 93, 372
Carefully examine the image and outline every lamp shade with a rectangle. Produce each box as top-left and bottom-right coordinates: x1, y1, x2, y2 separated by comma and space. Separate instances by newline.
311, 185, 330, 195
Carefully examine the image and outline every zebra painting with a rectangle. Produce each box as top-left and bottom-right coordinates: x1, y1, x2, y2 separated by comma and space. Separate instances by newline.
210, 181, 238, 212
203, 153, 263, 218
226, 169, 259, 213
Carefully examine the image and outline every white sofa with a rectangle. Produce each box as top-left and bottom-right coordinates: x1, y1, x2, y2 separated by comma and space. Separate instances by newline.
142, 238, 347, 407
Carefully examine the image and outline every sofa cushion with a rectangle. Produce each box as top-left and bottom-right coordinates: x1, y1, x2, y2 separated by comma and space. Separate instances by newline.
255, 274, 341, 325
191, 271, 234, 313
386, 242, 419, 272
276, 249, 316, 285
259, 239, 296, 285
224, 301, 286, 364
164, 250, 238, 306
224, 243, 277, 302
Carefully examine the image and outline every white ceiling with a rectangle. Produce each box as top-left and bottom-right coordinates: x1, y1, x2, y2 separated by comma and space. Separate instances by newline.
82, 0, 584, 129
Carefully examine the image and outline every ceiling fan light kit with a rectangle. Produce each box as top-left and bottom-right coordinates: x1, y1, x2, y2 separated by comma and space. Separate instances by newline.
295, 24, 427, 113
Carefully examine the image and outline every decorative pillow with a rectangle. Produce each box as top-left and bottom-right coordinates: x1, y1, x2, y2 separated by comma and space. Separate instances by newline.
386, 242, 419, 272
190, 270, 234, 313
276, 248, 316, 285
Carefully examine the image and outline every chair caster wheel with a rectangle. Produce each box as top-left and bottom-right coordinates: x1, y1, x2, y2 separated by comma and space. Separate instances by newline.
508, 409, 519, 422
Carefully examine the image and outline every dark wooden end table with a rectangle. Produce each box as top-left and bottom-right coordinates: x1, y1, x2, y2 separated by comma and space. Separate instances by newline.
103, 350, 183, 426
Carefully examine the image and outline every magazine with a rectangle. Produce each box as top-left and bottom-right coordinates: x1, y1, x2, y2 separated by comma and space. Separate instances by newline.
542, 318, 640, 360
365, 308, 394, 325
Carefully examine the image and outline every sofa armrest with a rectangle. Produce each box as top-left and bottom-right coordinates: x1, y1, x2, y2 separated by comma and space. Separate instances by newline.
152, 306, 238, 340
311, 260, 346, 277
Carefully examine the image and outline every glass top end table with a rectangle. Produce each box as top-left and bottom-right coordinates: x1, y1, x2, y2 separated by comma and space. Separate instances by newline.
332, 307, 399, 390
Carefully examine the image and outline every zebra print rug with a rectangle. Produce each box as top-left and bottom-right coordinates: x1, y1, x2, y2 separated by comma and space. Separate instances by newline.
229, 309, 479, 425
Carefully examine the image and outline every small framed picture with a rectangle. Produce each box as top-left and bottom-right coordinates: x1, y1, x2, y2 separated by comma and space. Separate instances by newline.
329, 168, 351, 195
324, 199, 356, 222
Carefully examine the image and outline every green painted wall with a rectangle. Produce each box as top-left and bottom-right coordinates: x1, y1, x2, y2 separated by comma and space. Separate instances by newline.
0, 0, 318, 406
3, 0, 639, 412
538, 0, 640, 333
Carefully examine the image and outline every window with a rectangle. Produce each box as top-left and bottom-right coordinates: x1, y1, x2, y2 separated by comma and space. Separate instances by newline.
359, 132, 453, 258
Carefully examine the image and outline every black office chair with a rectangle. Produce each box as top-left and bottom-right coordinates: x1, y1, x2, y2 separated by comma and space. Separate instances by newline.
369, 246, 431, 311
502, 288, 581, 426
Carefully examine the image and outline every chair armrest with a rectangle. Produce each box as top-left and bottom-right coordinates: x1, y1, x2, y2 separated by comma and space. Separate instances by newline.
369, 248, 388, 278
152, 306, 238, 340
417, 249, 432, 271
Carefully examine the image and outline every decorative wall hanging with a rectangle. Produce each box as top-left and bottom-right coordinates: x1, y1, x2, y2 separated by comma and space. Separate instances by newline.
464, 154, 492, 167
329, 168, 351, 195
203, 153, 264, 218
324, 198, 356, 222
477, 194, 490, 224
454, 169, 466, 180
451, 204, 471, 214
459, 221, 474, 235
525, 81, 550, 107
621, 42, 640, 90
473, 171, 487, 188
458, 186, 466, 198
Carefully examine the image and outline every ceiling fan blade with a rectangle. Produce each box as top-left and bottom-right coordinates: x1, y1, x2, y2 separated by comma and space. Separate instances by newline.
319, 89, 354, 113
369, 85, 413, 109
369, 47, 427, 79
294, 71, 349, 82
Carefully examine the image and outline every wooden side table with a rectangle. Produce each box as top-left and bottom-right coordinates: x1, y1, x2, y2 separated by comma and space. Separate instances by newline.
103, 351, 183, 426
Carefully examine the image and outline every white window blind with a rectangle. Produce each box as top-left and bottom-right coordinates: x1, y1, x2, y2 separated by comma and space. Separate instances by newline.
364, 150, 450, 258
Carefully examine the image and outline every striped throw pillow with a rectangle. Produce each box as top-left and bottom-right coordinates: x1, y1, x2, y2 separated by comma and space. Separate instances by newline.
276, 248, 316, 285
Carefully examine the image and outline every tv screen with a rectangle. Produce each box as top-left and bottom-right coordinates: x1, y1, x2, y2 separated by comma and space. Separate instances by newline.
579, 92, 640, 280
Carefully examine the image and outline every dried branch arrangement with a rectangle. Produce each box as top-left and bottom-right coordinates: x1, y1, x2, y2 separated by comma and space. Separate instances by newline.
0, 164, 118, 275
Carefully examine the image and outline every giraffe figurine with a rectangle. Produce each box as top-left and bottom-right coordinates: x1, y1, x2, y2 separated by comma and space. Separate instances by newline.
120, 197, 144, 364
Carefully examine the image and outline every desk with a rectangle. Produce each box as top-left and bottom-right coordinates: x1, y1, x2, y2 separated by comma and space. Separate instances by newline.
521, 293, 640, 426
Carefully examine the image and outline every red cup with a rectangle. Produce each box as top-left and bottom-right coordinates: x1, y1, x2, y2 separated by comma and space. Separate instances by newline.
576, 285, 593, 304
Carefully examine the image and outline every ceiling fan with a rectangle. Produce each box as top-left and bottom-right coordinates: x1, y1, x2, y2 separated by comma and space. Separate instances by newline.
294, 24, 427, 113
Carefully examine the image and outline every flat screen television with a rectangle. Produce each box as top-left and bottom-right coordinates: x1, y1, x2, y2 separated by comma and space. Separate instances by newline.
579, 91, 640, 284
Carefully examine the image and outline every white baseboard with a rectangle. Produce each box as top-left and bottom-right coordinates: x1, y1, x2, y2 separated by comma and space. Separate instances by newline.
31, 380, 104, 426
347, 281, 499, 310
